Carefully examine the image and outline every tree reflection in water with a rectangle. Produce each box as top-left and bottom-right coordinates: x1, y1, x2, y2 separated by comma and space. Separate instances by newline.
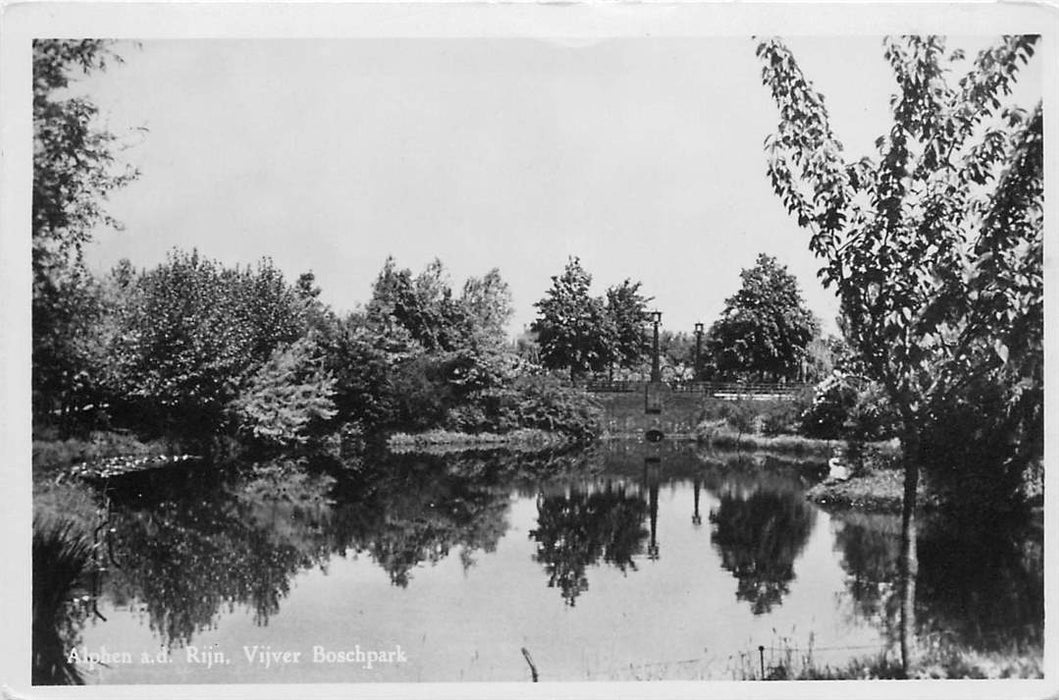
833, 510, 1044, 653
103, 460, 338, 647
38, 441, 1043, 683
708, 473, 815, 615
337, 456, 512, 587
831, 512, 903, 641
529, 481, 649, 606
94, 453, 515, 648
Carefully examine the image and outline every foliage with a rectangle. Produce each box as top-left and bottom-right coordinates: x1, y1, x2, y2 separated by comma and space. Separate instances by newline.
702, 397, 811, 439
799, 372, 859, 439
504, 376, 604, 442
757, 35, 1043, 506
531, 258, 656, 379
32, 40, 138, 285
448, 376, 603, 442
532, 257, 614, 378
320, 311, 411, 434
760, 393, 811, 436
32, 40, 139, 429
32, 269, 113, 429
604, 279, 653, 371
705, 254, 819, 382
660, 331, 695, 381
847, 381, 901, 442
366, 256, 513, 353
105, 250, 310, 434
382, 349, 517, 433
719, 400, 760, 437
800, 372, 899, 441
33, 516, 93, 685
226, 336, 338, 446
386, 353, 458, 432
802, 335, 837, 382
348, 257, 521, 435
460, 268, 515, 348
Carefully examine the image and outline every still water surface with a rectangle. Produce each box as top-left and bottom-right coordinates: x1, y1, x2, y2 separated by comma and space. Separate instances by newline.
70, 442, 1042, 683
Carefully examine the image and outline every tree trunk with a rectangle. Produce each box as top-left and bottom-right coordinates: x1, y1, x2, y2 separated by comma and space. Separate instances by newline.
899, 428, 920, 677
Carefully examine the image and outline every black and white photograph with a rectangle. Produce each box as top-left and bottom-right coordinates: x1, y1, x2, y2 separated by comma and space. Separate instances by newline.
1, 2, 1054, 697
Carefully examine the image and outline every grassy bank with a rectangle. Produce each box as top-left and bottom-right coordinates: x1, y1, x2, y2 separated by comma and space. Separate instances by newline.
387, 428, 570, 453
805, 440, 938, 512
32, 429, 179, 478
695, 421, 836, 457
806, 470, 937, 512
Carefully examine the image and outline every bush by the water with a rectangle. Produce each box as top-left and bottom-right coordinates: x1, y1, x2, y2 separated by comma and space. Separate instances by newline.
445, 375, 603, 442
799, 372, 898, 441
226, 336, 338, 447
694, 396, 810, 438
918, 373, 1043, 513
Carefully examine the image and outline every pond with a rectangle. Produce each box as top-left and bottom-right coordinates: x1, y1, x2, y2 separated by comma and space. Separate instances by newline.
46, 441, 1042, 683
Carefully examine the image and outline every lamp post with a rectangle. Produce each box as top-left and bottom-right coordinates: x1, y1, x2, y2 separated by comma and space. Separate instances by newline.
693, 322, 704, 382
650, 310, 662, 383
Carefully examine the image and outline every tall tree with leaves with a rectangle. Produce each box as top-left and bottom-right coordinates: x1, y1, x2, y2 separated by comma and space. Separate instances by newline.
32, 40, 138, 425
705, 253, 818, 381
366, 257, 469, 353
531, 258, 613, 379
460, 268, 515, 348
604, 279, 652, 374
757, 35, 1042, 672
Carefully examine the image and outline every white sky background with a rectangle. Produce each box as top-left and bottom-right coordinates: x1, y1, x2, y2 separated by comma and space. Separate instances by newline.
77, 36, 1043, 338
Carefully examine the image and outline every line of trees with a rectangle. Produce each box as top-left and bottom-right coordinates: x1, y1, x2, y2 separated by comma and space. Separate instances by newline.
38, 248, 610, 446
529, 254, 827, 384
31, 40, 605, 449
530, 257, 653, 380
31, 39, 832, 450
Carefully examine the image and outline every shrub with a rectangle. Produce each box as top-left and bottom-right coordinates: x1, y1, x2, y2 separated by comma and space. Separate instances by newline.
103, 251, 313, 435
490, 375, 603, 441
799, 372, 898, 441
799, 372, 858, 439
760, 395, 811, 436
226, 337, 337, 447
719, 400, 759, 436
846, 381, 899, 442
387, 354, 455, 431
444, 403, 489, 433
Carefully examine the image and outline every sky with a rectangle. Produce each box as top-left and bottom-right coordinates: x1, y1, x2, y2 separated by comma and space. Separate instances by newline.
75, 36, 1043, 338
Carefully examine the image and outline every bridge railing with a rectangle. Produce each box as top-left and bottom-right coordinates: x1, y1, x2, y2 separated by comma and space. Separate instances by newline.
582, 380, 812, 397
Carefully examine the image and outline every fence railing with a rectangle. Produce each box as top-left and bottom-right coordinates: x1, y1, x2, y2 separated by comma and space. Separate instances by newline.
582, 380, 811, 397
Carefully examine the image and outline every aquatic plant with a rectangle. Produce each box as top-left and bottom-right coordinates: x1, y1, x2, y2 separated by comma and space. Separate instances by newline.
32, 515, 93, 685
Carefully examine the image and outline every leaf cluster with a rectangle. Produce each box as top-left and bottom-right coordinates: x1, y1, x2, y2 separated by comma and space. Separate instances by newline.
531, 257, 652, 378
757, 35, 1042, 498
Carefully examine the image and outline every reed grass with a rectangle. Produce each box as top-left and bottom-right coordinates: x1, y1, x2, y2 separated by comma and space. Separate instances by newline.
32, 515, 93, 685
